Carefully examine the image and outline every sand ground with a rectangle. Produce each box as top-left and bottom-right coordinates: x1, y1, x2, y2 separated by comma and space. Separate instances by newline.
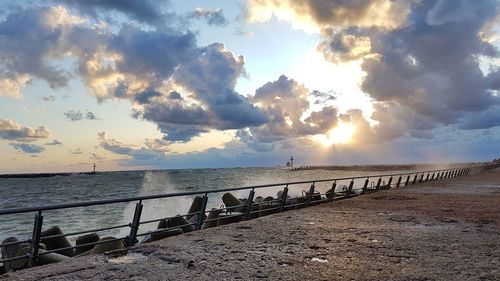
2, 168, 500, 281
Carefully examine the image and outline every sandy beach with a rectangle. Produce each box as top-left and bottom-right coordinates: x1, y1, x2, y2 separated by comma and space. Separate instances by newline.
2, 168, 499, 281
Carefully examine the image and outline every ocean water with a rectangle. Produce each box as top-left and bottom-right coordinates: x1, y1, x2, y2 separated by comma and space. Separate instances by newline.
0, 167, 412, 243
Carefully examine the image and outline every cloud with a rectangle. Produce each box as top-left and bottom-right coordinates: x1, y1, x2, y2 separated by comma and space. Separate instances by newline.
0, 119, 50, 142
237, 75, 341, 151
86, 111, 99, 120
64, 110, 99, 121
42, 95, 55, 102
190, 8, 228, 26
246, 0, 413, 31
59, 0, 165, 24
0, 6, 268, 143
0, 7, 73, 97
98, 132, 168, 164
70, 148, 84, 154
90, 153, 106, 161
46, 139, 63, 145
9, 142, 45, 154
250, 0, 500, 144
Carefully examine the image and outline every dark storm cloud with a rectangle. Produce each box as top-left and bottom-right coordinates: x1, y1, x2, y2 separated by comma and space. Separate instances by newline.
9, 142, 45, 154
59, 0, 165, 24
0, 119, 50, 142
190, 8, 228, 26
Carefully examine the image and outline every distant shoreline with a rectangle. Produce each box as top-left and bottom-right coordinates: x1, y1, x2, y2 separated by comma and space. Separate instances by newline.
0, 172, 97, 179
0, 162, 488, 179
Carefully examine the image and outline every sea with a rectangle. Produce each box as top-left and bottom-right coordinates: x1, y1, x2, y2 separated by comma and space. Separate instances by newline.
0, 167, 416, 243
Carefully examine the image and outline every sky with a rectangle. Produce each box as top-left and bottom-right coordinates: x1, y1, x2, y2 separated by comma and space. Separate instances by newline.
0, 0, 499, 173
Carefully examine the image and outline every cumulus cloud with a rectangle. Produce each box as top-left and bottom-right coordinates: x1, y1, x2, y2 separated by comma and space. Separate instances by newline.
59, 0, 165, 24
98, 132, 168, 164
0, 119, 50, 142
46, 139, 63, 145
0, 7, 73, 97
246, 0, 413, 30
70, 148, 84, 154
249, 0, 500, 144
64, 110, 99, 121
0, 6, 268, 143
237, 75, 340, 151
42, 95, 55, 102
190, 8, 228, 26
9, 142, 45, 154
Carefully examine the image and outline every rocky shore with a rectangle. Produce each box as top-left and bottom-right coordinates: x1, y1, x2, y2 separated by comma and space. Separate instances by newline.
2, 168, 499, 280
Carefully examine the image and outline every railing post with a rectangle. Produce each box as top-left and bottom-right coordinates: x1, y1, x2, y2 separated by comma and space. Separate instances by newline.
375, 178, 382, 190
396, 176, 402, 187
419, 174, 424, 183
28, 210, 43, 268
127, 200, 143, 246
195, 194, 208, 230
425, 173, 430, 182
413, 174, 418, 184
245, 189, 255, 219
306, 183, 315, 205
431, 172, 435, 181
328, 181, 337, 201
362, 177, 369, 193
347, 179, 354, 196
445, 171, 449, 178
279, 185, 289, 212
405, 175, 411, 186
387, 177, 393, 188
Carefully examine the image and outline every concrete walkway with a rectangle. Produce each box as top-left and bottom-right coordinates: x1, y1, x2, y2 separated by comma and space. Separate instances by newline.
3, 169, 500, 280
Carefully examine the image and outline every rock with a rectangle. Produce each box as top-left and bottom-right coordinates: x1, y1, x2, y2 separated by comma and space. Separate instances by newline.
75, 233, 100, 256
202, 208, 223, 229
263, 196, 275, 202
35, 248, 69, 265
90, 237, 125, 255
222, 193, 244, 212
187, 196, 204, 220
166, 215, 195, 233
216, 212, 243, 226
254, 196, 264, 203
325, 188, 335, 200
148, 228, 184, 243
258, 202, 279, 217
40, 226, 75, 257
1, 237, 26, 271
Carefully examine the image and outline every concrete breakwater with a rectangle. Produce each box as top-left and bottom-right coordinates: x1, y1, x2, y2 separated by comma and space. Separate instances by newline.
2, 166, 500, 281
0, 166, 481, 275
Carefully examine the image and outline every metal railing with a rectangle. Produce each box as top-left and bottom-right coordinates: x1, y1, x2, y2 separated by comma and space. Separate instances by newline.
0, 166, 476, 270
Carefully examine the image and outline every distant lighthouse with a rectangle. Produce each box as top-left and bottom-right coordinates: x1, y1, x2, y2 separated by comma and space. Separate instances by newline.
290, 155, 294, 169
93, 163, 96, 174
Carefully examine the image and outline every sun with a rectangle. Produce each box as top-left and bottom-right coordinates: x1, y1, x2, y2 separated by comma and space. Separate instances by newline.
314, 121, 355, 147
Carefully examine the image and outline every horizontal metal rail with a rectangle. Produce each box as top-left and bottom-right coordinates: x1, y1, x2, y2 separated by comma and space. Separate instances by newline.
0, 165, 486, 270
0, 168, 470, 216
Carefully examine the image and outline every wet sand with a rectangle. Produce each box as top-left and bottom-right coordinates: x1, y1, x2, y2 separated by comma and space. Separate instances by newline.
3, 168, 500, 280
